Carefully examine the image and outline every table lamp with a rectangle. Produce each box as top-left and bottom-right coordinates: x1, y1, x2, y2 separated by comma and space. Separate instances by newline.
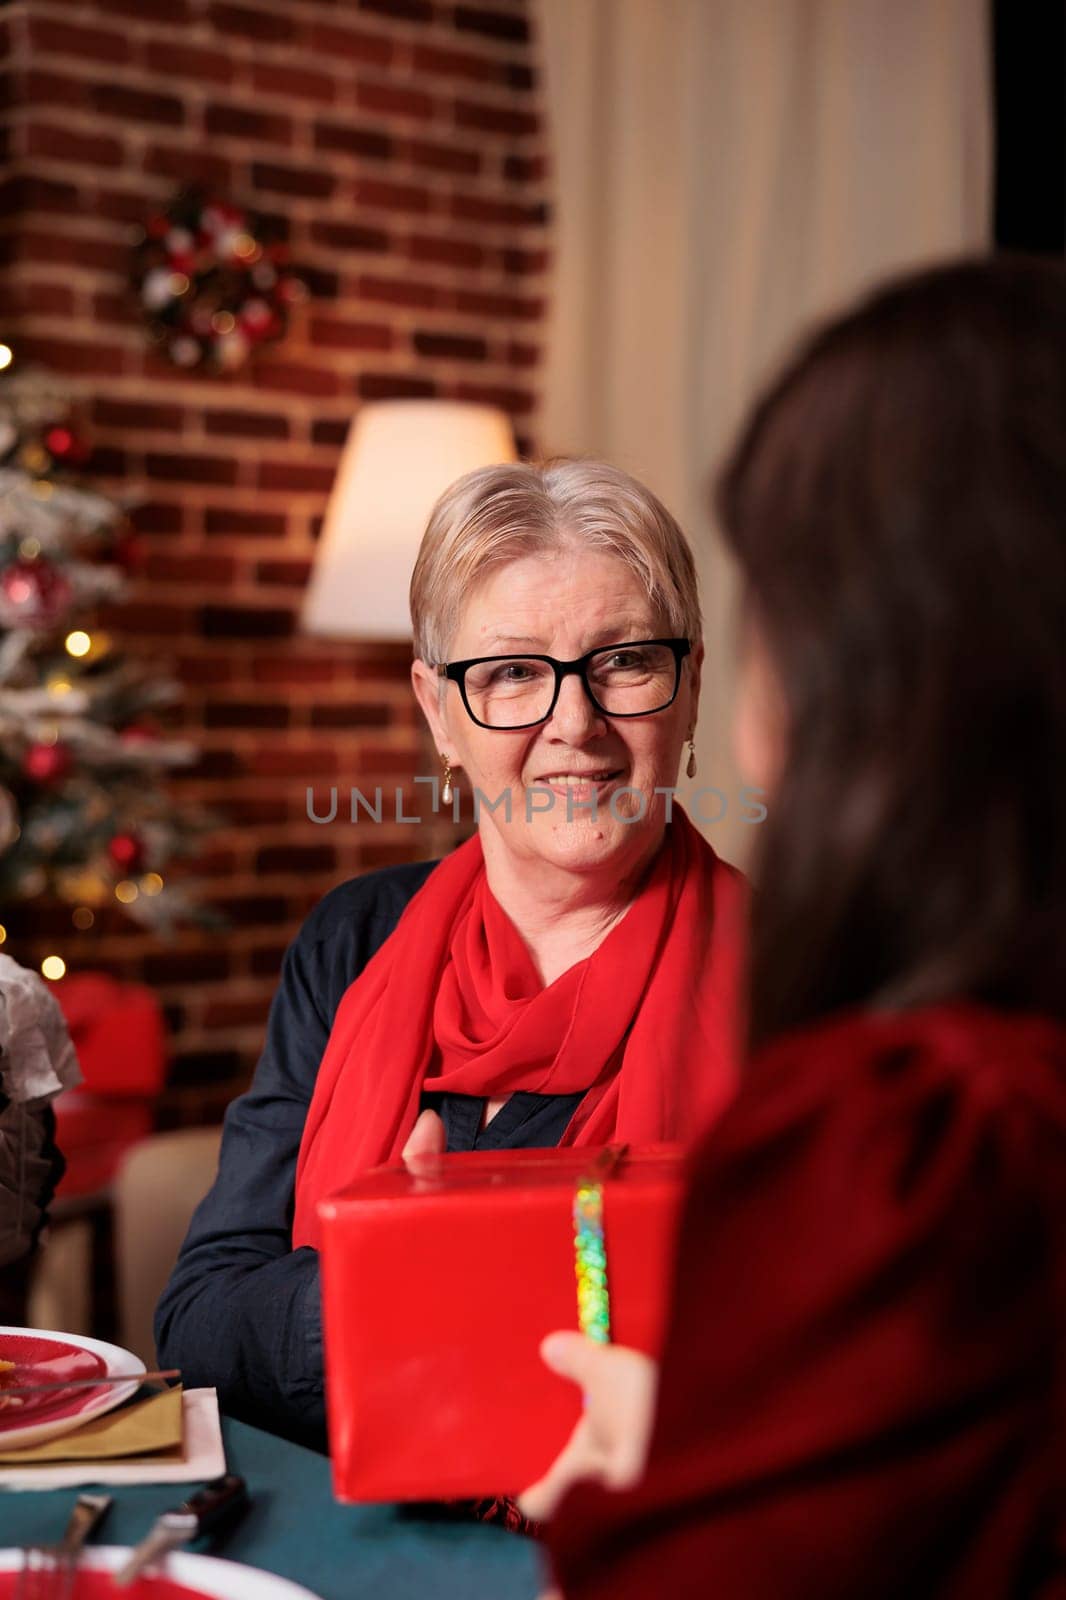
300, 400, 518, 640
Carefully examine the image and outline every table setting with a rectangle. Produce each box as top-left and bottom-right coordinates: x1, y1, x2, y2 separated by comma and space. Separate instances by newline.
0, 1325, 543, 1600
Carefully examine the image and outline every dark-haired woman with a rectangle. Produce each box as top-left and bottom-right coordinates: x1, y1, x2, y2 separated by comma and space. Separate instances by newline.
522, 257, 1066, 1598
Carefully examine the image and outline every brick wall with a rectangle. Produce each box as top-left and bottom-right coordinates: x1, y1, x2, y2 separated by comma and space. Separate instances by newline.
0, 0, 549, 1122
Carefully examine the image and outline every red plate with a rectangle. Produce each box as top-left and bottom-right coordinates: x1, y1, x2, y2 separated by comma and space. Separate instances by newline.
0, 1333, 108, 1431
0, 1573, 204, 1600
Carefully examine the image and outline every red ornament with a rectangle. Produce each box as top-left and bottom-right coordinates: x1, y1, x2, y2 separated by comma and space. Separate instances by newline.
44, 425, 91, 466
107, 832, 145, 873
119, 722, 158, 745
23, 742, 71, 784
0, 558, 73, 628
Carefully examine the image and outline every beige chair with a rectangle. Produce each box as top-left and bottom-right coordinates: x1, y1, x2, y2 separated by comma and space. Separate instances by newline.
112, 1126, 223, 1367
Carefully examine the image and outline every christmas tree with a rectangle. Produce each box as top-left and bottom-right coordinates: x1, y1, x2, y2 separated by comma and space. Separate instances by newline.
0, 356, 218, 936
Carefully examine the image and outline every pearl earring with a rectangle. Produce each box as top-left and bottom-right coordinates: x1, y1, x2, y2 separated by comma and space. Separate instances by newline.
686, 739, 697, 780
440, 753, 453, 805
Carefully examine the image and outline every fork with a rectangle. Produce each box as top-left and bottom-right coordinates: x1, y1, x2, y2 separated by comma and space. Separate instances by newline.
14, 1492, 112, 1600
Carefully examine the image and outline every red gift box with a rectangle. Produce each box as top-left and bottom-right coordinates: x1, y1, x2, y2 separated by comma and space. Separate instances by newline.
319, 1144, 684, 1502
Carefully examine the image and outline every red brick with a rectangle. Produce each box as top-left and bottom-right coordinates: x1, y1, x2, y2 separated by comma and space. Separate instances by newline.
176, 653, 236, 685
0, 175, 80, 218
205, 103, 293, 145
357, 372, 437, 400
146, 452, 239, 486
499, 245, 549, 275
144, 951, 230, 985
142, 39, 236, 84
453, 380, 536, 415
5, 281, 76, 317
145, 143, 232, 188
310, 418, 350, 447
255, 843, 338, 875
23, 69, 89, 111
250, 655, 337, 685
256, 462, 336, 494
251, 362, 341, 398
92, 290, 141, 326
405, 232, 484, 268
97, 599, 193, 635
227, 797, 290, 825
203, 995, 274, 1028
308, 315, 392, 352
90, 82, 185, 127
454, 5, 530, 42
203, 701, 291, 730
207, 3, 296, 42
454, 287, 543, 319
356, 80, 435, 120
411, 42, 501, 84
310, 220, 391, 253
132, 501, 185, 535
146, 552, 239, 584
204, 409, 290, 440
251, 62, 336, 103
310, 703, 392, 729
313, 122, 392, 161
255, 558, 314, 585
251, 747, 338, 778
15, 230, 131, 274
360, 0, 432, 21
451, 191, 544, 226
27, 123, 124, 168
28, 15, 132, 64
354, 177, 432, 215
358, 273, 441, 309
203, 507, 288, 539
252, 162, 336, 200
307, 22, 393, 66
455, 98, 538, 138
413, 330, 487, 360
92, 0, 193, 22
94, 185, 157, 225
402, 138, 480, 176
507, 340, 541, 368
14, 336, 126, 376
503, 152, 547, 184
94, 398, 184, 431
200, 606, 295, 640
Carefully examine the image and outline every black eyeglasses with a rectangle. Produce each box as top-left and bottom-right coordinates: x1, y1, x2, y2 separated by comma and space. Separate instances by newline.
434, 638, 691, 730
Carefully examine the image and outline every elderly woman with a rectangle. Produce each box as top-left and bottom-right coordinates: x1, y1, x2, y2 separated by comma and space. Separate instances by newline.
156, 460, 745, 1448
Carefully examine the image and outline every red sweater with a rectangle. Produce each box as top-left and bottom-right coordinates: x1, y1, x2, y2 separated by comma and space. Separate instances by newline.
549, 1004, 1065, 1599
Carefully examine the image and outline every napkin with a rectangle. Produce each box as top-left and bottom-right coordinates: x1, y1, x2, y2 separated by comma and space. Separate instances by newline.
0, 952, 83, 1267
0, 1386, 225, 1490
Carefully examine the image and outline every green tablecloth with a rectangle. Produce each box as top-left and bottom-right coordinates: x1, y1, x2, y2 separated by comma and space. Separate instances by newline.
0, 1415, 545, 1599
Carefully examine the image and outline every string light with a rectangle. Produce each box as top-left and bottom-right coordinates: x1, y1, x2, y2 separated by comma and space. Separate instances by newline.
65, 630, 92, 658
41, 955, 66, 980
72, 907, 95, 930
18, 537, 42, 560
140, 872, 164, 896
0, 344, 12, 371
0, 925, 7, 946
114, 880, 139, 903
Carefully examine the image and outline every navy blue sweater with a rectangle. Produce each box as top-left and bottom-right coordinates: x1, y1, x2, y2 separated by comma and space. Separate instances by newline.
155, 861, 583, 1450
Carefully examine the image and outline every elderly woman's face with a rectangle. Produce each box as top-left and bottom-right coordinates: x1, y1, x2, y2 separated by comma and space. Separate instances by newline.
413, 546, 700, 878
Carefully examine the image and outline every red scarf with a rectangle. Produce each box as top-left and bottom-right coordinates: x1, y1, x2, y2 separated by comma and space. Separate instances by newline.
293, 807, 745, 1249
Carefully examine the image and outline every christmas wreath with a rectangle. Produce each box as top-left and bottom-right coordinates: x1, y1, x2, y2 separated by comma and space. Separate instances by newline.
134, 190, 305, 372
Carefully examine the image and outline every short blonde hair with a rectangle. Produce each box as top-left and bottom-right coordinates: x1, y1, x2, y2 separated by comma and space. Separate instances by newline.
409, 459, 702, 663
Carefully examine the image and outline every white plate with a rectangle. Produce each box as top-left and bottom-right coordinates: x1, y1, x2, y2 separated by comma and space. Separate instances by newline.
0, 1326, 146, 1452
0, 1547, 323, 1600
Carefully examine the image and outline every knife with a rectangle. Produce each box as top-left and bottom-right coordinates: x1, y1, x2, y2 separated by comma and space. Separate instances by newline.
113, 1474, 248, 1587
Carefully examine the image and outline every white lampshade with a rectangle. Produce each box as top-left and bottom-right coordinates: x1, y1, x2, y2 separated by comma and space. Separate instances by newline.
300, 399, 517, 640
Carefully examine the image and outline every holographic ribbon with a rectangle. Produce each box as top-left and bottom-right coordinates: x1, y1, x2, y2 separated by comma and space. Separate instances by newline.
573, 1144, 629, 1344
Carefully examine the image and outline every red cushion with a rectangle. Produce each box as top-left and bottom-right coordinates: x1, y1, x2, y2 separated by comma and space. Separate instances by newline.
52, 973, 166, 1097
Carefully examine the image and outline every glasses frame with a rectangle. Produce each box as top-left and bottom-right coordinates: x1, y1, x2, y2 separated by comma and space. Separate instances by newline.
434, 637, 692, 731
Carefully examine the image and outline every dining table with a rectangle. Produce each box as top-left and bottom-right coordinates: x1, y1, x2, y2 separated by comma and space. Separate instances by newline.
0, 1412, 546, 1599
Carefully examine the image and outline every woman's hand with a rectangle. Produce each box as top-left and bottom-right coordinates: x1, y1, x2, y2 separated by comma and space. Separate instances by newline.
517, 1334, 659, 1523
401, 1108, 447, 1172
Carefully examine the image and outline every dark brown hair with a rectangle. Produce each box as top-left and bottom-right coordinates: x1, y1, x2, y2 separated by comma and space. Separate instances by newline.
716, 257, 1066, 1053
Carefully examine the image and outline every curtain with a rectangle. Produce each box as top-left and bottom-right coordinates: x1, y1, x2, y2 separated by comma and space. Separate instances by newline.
535, 0, 991, 866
